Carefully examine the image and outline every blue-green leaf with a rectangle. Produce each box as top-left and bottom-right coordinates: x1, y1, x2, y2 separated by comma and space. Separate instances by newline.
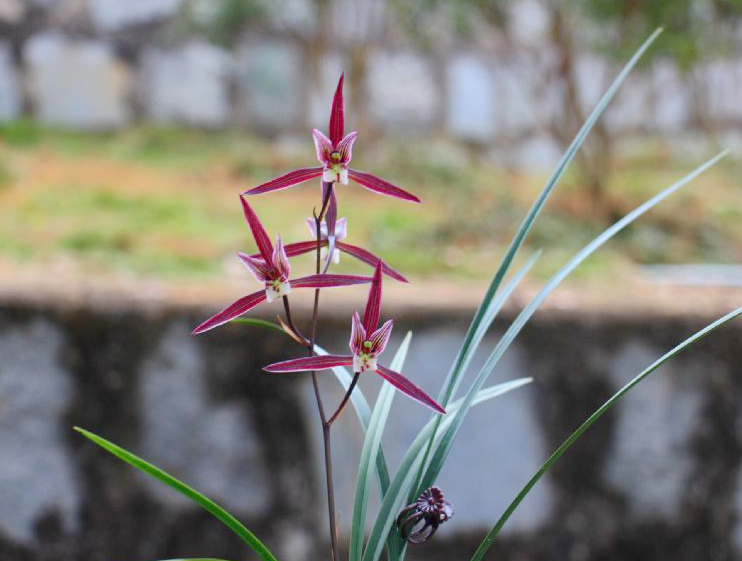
419, 149, 728, 497
470, 306, 742, 560
361, 378, 532, 561
350, 332, 413, 561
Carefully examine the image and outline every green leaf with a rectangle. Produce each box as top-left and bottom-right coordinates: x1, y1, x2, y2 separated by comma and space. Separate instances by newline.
229, 318, 284, 333
350, 332, 413, 561
437, 27, 663, 410
470, 306, 742, 561
74, 428, 278, 561
315, 344, 393, 498
418, 148, 728, 498
361, 377, 532, 561
410, 27, 664, 504
408, 250, 540, 504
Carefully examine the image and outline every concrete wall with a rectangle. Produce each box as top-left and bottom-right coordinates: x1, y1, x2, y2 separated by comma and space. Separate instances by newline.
0, 0, 740, 164
1, 299, 741, 560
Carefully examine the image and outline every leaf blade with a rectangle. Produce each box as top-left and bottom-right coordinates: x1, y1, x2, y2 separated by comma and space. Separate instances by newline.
74, 428, 278, 561
350, 332, 413, 561
419, 149, 728, 496
470, 306, 742, 560
360, 378, 532, 561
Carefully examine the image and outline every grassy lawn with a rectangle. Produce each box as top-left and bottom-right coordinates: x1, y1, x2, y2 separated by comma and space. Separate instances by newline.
0, 120, 739, 286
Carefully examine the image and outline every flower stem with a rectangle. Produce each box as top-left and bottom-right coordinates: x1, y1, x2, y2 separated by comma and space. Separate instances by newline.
327, 371, 360, 426
309, 181, 341, 561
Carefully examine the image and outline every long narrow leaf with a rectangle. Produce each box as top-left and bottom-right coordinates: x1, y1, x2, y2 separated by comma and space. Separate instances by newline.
470, 306, 742, 560
350, 332, 413, 561
408, 250, 540, 504
74, 428, 278, 561
436, 27, 663, 410
411, 27, 663, 503
315, 344, 392, 497
418, 149, 728, 496
361, 377, 532, 561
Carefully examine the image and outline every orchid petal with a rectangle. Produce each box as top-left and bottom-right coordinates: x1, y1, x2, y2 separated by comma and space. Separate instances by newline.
375, 365, 446, 414
350, 311, 366, 355
243, 167, 323, 196
264, 354, 353, 373
239, 197, 273, 262
362, 261, 383, 333
348, 169, 421, 203
237, 252, 273, 283
326, 189, 338, 237
305, 218, 319, 239
367, 319, 394, 356
192, 290, 268, 334
291, 273, 371, 289
335, 217, 348, 240
336, 131, 358, 164
312, 129, 333, 165
336, 241, 408, 283
329, 73, 345, 146
272, 236, 290, 280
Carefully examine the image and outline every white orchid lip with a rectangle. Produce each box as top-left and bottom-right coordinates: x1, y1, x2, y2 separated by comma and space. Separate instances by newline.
265, 279, 291, 303
353, 352, 377, 373
323, 164, 349, 185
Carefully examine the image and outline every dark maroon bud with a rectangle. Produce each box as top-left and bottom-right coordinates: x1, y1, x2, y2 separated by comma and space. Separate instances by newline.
396, 486, 454, 544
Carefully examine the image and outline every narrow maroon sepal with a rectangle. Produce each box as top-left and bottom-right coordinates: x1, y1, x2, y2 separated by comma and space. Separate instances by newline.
375, 365, 446, 414
192, 290, 268, 334
329, 73, 345, 146
239, 196, 273, 262
281, 241, 320, 258
336, 242, 408, 283
292, 273, 371, 289
348, 169, 421, 203
264, 354, 353, 373
362, 262, 383, 333
243, 167, 323, 196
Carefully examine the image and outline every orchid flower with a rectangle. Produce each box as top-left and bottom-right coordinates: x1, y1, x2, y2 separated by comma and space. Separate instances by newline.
263, 263, 445, 414
306, 216, 347, 264
243, 74, 421, 203
192, 197, 371, 335
251, 221, 408, 283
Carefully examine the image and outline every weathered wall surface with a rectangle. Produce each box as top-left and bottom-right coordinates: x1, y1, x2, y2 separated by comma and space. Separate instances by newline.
0, 0, 740, 164
1, 300, 741, 560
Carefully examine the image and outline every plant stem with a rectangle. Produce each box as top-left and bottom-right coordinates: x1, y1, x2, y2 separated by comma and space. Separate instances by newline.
281, 296, 310, 346
327, 371, 360, 426
309, 181, 341, 561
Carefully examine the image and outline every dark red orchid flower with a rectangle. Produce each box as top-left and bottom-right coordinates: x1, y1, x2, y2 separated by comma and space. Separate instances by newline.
263, 262, 444, 414
243, 74, 421, 203
192, 197, 371, 335
248, 213, 408, 283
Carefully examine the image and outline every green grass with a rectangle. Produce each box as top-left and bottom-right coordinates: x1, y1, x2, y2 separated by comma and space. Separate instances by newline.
0, 121, 738, 284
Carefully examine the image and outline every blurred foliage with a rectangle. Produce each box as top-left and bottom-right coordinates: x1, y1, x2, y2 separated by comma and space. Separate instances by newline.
389, 0, 742, 67
576, 0, 742, 68
176, 0, 272, 47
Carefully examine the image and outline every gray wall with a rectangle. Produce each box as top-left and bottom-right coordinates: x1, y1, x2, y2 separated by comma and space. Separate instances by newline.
0, 0, 741, 167
1, 299, 741, 560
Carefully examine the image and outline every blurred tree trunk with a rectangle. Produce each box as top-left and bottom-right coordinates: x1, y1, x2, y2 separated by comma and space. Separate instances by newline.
546, 2, 616, 222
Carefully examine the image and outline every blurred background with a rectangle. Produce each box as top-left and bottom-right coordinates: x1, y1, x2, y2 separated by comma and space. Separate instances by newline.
1, 1, 742, 560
